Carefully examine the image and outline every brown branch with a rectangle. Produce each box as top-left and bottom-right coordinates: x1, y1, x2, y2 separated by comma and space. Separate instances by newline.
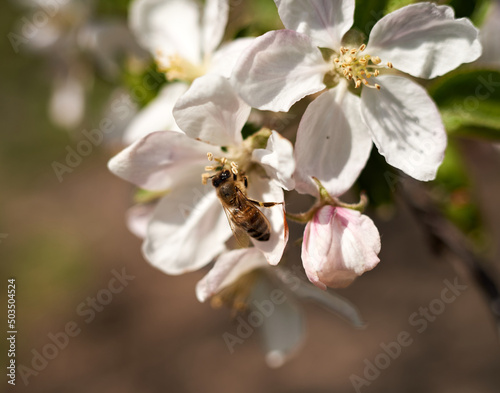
398, 177, 500, 340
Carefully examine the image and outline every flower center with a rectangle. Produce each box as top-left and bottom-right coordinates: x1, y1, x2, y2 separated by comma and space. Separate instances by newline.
155, 51, 206, 83
331, 44, 392, 90
210, 270, 261, 311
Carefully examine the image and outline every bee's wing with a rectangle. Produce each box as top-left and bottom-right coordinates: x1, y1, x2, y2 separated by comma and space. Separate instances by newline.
221, 202, 251, 248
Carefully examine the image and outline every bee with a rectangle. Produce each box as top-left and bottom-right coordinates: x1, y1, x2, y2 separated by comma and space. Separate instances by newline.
211, 168, 280, 245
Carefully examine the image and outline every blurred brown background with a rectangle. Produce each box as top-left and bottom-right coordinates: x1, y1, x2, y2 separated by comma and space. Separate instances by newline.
2, 1, 500, 392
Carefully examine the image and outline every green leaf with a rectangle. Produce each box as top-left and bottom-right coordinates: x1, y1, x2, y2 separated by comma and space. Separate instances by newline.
429, 69, 500, 139
384, 0, 418, 14
469, 0, 493, 26
352, 0, 417, 39
353, 0, 389, 38
123, 62, 166, 108
134, 188, 169, 204
434, 138, 482, 237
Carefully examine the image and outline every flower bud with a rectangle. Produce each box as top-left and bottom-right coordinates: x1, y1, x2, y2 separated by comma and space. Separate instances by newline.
301, 205, 381, 289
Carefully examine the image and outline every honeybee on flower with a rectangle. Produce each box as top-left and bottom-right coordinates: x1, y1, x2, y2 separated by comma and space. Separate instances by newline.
109, 75, 294, 274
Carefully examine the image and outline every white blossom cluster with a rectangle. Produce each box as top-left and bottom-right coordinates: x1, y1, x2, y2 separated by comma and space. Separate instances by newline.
108, 0, 481, 364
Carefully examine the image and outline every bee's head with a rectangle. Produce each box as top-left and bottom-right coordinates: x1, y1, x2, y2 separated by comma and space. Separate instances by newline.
212, 169, 233, 187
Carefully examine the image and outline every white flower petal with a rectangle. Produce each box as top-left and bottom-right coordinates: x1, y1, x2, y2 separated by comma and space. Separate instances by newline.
275, 0, 355, 48
361, 75, 447, 181
291, 280, 364, 327
126, 203, 157, 239
202, 0, 229, 57
130, 0, 202, 65
366, 3, 481, 79
108, 131, 217, 191
123, 82, 188, 145
478, 1, 500, 66
247, 177, 288, 266
173, 74, 249, 146
247, 275, 304, 368
196, 248, 267, 302
49, 75, 85, 129
209, 37, 255, 78
144, 182, 233, 274
294, 83, 372, 197
231, 30, 329, 112
251, 131, 296, 191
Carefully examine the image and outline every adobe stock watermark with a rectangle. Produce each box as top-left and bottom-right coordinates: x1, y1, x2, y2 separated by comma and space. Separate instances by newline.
452, 73, 500, 114
0, 233, 8, 243
16, 268, 135, 386
8, 0, 71, 54
222, 269, 301, 354
350, 277, 468, 393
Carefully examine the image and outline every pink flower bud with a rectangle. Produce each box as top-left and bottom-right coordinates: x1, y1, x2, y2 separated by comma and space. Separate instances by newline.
302, 205, 381, 289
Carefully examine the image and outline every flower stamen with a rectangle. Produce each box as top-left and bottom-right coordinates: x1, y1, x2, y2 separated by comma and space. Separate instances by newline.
332, 44, 391, 90
155, 49, 205, 83
201, 153, 239, 184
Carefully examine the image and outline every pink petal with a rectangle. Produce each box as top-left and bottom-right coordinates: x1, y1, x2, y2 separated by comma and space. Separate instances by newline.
302, 206, 381, 289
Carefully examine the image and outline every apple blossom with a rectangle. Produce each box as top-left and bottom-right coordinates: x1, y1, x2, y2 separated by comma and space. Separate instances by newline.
124, 0, 254, 144
108, 75, 293, 274
302, 205, 381, 290
232, 0, 482, 190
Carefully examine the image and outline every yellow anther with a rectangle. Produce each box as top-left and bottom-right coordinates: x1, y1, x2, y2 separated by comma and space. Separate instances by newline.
331, 45, 389, 90
207, 152, 214, 161
201, 172, 211, 185
375, 84, 381, 90
230, 161, 238, 174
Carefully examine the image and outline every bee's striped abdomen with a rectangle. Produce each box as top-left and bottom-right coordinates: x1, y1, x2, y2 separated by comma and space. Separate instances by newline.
237, 205, 270, 241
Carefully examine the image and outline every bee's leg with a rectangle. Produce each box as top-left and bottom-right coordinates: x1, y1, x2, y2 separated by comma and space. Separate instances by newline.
247, 199, 283, 208
201, 172, 212, 185
243, 176, 248, 189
